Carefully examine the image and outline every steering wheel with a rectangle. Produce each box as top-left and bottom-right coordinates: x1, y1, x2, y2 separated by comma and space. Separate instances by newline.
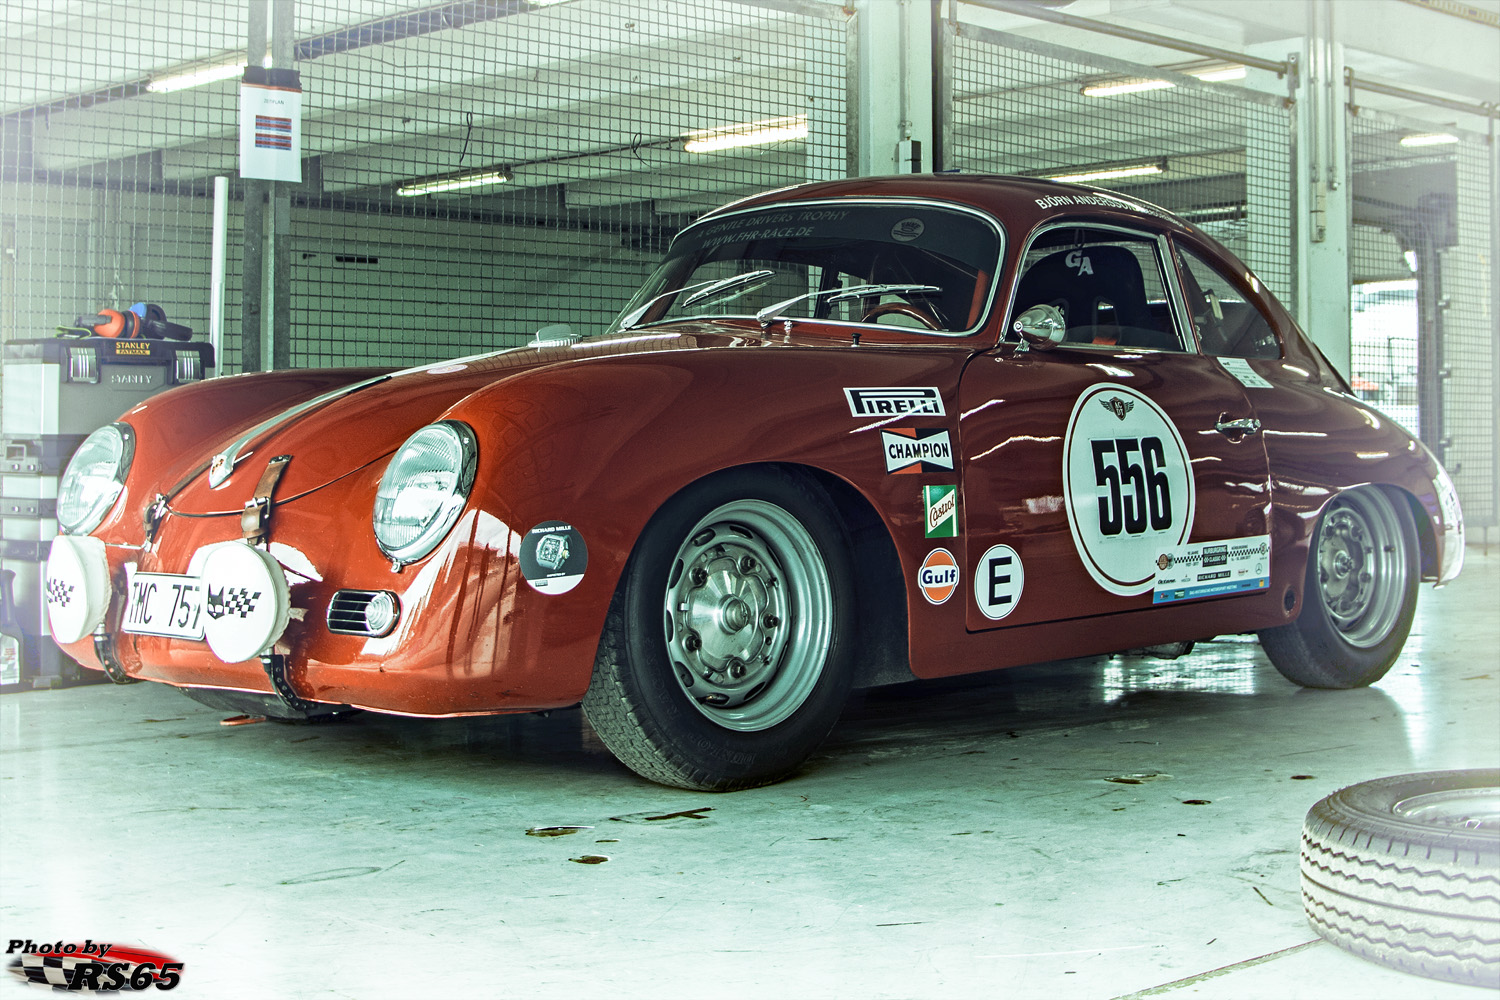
860, 302, 943, 331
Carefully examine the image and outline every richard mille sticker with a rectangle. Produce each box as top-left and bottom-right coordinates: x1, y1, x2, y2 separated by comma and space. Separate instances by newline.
883, 428, 954, 474
520, 521, 588, 595
924, 485, 958, 538
1152, 535, 1271, 604
845, 387, 945, 418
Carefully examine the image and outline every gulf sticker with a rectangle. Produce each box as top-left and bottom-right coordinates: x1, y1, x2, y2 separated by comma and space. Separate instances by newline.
918, 548, 959, 605
1062, 384, 1195, 596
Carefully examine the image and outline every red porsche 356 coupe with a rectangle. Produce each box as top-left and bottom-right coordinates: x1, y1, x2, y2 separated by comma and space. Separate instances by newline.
47, 175, 1463, 789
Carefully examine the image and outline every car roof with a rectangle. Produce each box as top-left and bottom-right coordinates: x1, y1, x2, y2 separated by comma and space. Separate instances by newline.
702, 174, 1194, 238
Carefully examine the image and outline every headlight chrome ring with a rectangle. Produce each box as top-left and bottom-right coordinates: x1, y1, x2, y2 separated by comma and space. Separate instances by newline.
57, 422, 135, 535
372, 421, 478, 566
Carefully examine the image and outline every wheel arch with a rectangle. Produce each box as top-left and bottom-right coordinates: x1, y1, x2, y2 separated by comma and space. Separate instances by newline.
607, 460, 914, 692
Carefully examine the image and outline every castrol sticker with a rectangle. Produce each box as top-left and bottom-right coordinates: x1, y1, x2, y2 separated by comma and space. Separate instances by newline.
918, 548, 959, 605
1063, 384, 1195, 596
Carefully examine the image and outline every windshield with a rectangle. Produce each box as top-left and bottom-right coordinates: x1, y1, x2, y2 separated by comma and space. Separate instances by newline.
615, 200, 1003, 336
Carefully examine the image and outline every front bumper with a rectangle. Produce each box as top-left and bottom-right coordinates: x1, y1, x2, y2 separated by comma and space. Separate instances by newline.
45, 470, 600, 717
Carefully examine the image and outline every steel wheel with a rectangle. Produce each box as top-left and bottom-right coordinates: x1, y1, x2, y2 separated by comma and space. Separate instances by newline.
1314, 490, 1411, 649
582, 467, 856, 791
1259, 486, 1420, 689
663, 500, 832, 731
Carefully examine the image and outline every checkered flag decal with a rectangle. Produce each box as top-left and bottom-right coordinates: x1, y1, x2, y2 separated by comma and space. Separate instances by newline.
206, 586, 261, 620
46, 577, 74, 608
8, 953, 132, 991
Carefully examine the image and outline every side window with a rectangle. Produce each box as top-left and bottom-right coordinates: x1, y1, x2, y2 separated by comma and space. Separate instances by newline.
1010, 226, 1185, 351
1174, 245, 1281, 359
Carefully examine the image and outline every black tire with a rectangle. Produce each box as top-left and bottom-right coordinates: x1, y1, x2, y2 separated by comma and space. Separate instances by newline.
581, 467, 856, 791
1301, 769, 1500, 988
1259, 486, 1419, 688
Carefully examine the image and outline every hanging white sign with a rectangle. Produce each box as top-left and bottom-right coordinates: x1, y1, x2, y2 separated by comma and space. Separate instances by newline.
239, 79, 302, 183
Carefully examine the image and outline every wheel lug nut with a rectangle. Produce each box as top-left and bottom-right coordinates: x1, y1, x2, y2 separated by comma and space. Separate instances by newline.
691, 568, 708, 586
727, 657, 746, 679
763, 614, 780, 628
740, 556, 757, 573
684, 631, 701, 652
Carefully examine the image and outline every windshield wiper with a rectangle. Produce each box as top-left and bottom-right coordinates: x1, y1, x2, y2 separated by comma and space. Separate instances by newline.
617, 269, 778, 332
754, 283, 942, 330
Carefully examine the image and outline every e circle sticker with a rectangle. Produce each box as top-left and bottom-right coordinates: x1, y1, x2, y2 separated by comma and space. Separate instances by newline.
520, 521, 588, 595
1063, 384, 1195, 596
918, 548, 959, 605
974, 545, 1023, 620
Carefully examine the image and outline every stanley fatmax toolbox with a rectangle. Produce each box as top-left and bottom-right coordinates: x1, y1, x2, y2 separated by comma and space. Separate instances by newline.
1, 336, 214, 689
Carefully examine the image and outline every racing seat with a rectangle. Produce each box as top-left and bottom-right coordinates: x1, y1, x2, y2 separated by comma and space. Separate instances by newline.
1013, 245, 1177, 350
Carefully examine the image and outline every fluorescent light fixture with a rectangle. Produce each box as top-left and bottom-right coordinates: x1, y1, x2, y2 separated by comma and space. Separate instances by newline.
147, 60, 248, 93
683, 115, 808, 154
1190, 65, 1246, 82
396, 167, 512, 197
1081, 78, 1174, 98
1399, 132, 1459, 147
1046, 163, 1164, 183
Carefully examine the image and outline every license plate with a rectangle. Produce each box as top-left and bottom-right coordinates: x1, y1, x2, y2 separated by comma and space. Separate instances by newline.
123, 572, 206, 640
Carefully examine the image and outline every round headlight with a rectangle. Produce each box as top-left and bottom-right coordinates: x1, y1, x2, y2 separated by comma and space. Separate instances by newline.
373, 421, 478, 565
57, 423, 134, 534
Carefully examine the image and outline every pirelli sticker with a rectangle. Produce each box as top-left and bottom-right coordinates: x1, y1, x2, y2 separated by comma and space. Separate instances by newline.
845, 387, 945, 418
883, 428, 953, 475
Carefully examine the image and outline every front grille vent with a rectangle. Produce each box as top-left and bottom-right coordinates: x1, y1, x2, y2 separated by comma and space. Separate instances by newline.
327, 589, 398, 637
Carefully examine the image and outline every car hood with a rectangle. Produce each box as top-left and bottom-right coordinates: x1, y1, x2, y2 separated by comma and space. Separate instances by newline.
158, 328, 755, 515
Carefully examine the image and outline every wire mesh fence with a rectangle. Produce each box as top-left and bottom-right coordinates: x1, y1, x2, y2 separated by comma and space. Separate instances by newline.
1349, 104, 1496, 530
939, 15, 1297, 305
2, 0, 850, 377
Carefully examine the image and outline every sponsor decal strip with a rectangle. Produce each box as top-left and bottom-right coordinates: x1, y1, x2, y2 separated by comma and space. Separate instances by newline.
1151, 534, 1271, 604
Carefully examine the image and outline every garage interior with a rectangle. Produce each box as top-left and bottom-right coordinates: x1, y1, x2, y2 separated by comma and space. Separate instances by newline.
2, 1, 1497, 997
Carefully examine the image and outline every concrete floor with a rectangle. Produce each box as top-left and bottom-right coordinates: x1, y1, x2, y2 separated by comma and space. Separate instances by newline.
2, 549, 1496, 999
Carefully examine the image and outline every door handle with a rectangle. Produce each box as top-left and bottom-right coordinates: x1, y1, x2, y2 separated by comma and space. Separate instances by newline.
1216, 415, 1261, 437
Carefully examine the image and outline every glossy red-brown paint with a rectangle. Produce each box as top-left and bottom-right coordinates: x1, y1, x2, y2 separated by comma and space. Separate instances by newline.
60, 175, 1460, 716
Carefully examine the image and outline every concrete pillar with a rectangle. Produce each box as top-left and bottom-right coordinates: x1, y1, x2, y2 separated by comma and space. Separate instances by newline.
851, 0, 933, 177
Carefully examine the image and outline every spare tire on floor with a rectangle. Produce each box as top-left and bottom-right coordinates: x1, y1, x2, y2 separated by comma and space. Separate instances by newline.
1301, 769, 1500, 987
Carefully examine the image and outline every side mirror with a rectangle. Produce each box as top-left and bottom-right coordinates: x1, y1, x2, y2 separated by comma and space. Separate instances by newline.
1012, 304, 1066, 351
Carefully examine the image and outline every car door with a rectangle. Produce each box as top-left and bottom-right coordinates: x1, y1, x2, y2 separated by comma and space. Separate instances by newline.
956, 222, 1272, 631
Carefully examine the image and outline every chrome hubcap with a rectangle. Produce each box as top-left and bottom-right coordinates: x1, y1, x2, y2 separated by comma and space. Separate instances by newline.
1316, 490, 1408, 649
663, 499, 831, 731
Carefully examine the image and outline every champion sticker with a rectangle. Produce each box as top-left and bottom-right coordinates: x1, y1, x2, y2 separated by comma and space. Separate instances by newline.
882, 428, 954, 475
918, 548, 959, 605
520, 521, 588, 595
974, 544, 1024, 620
845, 386, 945, 418
1063, 384, 1195, 596
924, 485, 957, 538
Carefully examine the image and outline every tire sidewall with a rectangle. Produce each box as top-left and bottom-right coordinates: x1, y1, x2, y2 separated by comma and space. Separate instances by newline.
615, 467, 856, 785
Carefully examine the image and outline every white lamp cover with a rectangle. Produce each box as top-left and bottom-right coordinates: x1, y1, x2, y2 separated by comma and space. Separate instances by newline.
198, 542, 291, 663
45, 534, 111, 643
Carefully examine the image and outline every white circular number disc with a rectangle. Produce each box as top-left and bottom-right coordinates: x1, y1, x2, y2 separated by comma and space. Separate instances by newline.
198, 542, 290, 663
1063, 384, 1195, 596
45, 534, 111, 643
974, 544, 1024, 620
